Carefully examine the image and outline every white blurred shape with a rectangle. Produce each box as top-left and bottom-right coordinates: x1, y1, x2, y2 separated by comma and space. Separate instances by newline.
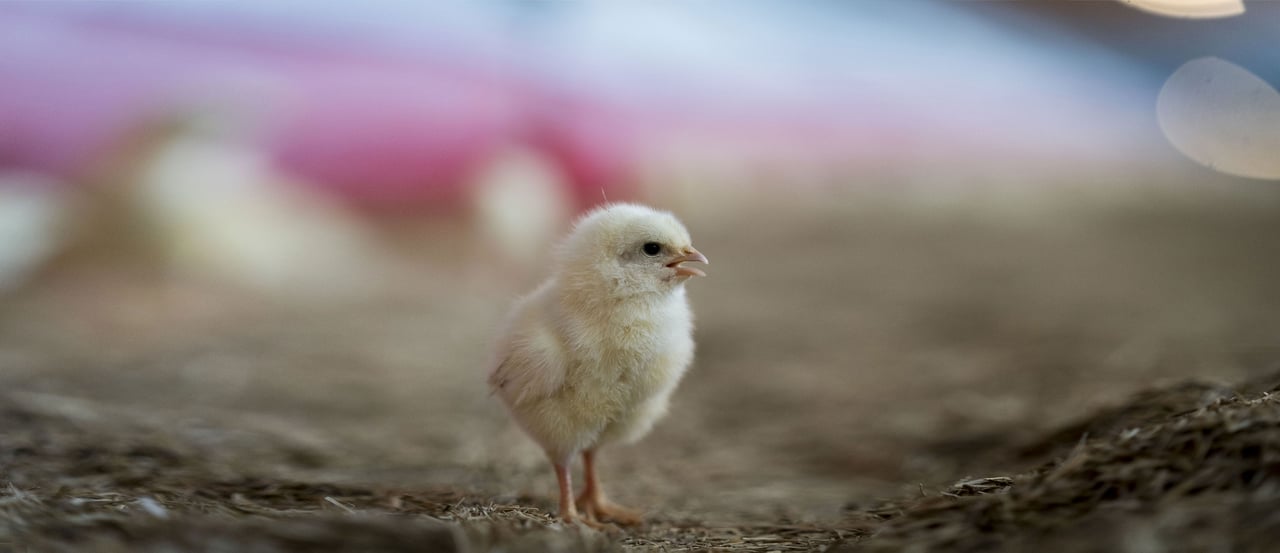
1120, 0, 1244, 18
135, 497, 169, 519
0, 174, 65, 292
469, 146, 573, 271
637, 139, 756, 221
1157, 57, 1280, 180
135, 110, 386, 298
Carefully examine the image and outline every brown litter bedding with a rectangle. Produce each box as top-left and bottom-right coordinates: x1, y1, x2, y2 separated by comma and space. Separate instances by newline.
844, 384, 1280, 552
0, 393, 843, 552
6, 376, 1280, 552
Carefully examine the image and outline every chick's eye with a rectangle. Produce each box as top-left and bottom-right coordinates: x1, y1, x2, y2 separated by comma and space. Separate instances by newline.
642, 242, 662, 256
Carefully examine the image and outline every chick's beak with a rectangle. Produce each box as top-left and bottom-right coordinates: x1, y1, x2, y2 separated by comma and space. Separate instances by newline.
667, 248, 709, 278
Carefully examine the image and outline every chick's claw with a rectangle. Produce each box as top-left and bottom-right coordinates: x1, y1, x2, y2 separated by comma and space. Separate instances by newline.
579, 496, 644, 527
561, 513, 609, 532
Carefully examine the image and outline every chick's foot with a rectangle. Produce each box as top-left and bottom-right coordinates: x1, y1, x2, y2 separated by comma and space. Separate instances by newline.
577, 493, 645, 527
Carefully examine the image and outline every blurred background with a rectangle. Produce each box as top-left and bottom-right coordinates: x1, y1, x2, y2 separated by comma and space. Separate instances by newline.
3, 0, 1280, 530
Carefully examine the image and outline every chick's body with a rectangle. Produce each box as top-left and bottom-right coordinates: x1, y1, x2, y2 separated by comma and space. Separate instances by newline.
488, 203, 707, 525
494, 278, 694, 459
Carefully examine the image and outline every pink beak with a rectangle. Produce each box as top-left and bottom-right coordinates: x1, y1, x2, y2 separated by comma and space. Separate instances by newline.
667, 248, 709, 278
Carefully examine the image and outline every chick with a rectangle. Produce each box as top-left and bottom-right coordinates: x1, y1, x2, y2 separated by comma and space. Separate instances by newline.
488, 203, 709, 526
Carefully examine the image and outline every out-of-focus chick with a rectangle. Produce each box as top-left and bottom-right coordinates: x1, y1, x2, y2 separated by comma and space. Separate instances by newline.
129, 108, 386, 299
469, 145, 574, 278
0, 173, 65, 293
488, 203, 709, 527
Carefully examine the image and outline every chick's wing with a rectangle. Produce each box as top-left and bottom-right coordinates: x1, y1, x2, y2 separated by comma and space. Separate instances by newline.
488, 295, 569, 405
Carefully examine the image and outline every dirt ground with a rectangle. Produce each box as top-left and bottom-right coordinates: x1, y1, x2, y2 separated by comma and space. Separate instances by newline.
3, 185, 1280, 552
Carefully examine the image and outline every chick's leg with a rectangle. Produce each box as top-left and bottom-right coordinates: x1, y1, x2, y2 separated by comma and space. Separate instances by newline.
554, 462, 580, 522
575, 449, 644, 526
554, 460, 610, 530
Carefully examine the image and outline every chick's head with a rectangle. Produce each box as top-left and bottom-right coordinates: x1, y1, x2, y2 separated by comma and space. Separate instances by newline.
555, 203, 708, 299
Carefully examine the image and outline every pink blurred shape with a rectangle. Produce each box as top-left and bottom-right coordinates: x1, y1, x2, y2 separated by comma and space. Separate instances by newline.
0, 9, 606, 210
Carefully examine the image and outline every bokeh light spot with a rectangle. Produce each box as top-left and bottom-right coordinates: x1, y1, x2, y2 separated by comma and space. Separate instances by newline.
1157, 57, 1280, 180
1119, 0, 1244, 18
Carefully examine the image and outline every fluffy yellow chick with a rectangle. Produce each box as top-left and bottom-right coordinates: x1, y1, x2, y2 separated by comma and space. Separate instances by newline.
488, 203, 709, 526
